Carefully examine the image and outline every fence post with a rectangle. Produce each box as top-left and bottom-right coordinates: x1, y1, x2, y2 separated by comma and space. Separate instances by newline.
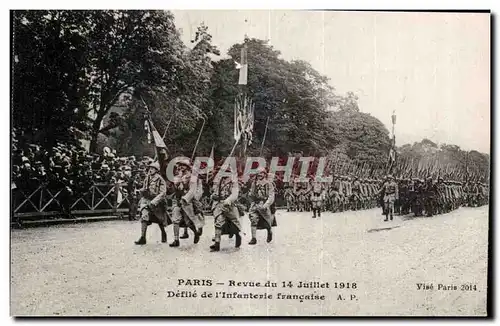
114, 182, 119, 216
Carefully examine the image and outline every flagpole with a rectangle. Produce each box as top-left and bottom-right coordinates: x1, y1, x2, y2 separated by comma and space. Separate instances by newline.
259, 117, 270, 156
162, 117, 173, 140
191, 117, 206, 161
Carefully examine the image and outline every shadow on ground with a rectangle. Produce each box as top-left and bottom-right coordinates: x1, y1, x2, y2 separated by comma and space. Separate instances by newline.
367, 226, 401, 233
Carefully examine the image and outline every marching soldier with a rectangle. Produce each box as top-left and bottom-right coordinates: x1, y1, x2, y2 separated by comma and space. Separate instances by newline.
135, 162, 169, 245
329, 175, 341, 212
169, 159, 204, 248
310, 179, 324, 218
302, 178, 312, 212
180, 172, 205, 240
435, 177, 446, 214
351, 176, 362, 211
344, 176, 353, 211
248, 168, 276, 245
423, 177, 437, 217
284, 179, 295, 212
209, 173, 242, 252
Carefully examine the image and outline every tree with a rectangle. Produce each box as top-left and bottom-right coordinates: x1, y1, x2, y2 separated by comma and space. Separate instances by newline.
12, 10, 91, 150
113, 22, 219, 157
82, 10, 191, 152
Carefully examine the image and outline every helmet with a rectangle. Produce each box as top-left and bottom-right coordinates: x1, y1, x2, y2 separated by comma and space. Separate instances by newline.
257, 167, 267, 175
176, 158, 191, 168
149, 161, 160, 171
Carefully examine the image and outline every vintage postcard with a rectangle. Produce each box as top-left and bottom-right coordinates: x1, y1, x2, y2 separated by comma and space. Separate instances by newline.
10, 9, 490, 316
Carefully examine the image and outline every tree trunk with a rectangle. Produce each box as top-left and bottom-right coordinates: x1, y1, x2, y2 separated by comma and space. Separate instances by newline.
89, 106, 108, 154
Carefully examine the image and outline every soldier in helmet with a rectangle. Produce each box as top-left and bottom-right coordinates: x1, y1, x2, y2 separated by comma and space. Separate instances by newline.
180, 167, 206, 240
284, 177, 296, 212
135, 161, 169, 245
169, 159, 204, 248
351, 176, 362, 211
377, 174, 399, 221
248, 167, 276, 245
310, 178, 324, 218
435, 177, 446, 214
328, 174, 341, 212
423, 177, 437, 217
209, 172, 242, 252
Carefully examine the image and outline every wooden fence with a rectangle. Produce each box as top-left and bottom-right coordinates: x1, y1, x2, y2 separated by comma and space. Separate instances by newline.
11, 182, 131, 226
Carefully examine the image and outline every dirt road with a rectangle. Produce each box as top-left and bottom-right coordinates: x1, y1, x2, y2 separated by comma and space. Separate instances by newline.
10, 206, 489, 316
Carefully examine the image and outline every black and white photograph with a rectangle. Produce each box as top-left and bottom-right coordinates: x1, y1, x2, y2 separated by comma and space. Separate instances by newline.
9, 9, 491, 317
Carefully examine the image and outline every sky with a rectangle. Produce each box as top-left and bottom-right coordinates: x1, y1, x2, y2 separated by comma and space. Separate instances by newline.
171, 10, 490, 153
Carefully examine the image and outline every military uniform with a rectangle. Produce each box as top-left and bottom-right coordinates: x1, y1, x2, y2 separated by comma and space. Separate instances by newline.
328, 176, 341, 212
209, 175, 242, 251
423, 178, 437, 217
284, 181, 295, 212
248, 169, 276, 245
169, 161, 204, 248
180, 177, 206, 239
310, 181, 324, 218
378, 175, 399, 221
436, 178, 447, 214
135, 162, 169, 245
351, 177, 362, 210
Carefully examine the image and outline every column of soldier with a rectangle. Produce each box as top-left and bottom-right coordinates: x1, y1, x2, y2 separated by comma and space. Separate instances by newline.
133, 158, 488, 251
133, 159, 276, 252
285, 175, 488, 218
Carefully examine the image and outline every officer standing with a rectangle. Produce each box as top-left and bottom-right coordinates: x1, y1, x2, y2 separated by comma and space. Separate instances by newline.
377, 174, 399, 221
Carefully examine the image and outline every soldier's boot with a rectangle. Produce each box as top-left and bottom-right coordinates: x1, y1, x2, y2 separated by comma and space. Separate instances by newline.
317, 209, 321, 218
312, 208, 317, 218
180, 226, 189, 239
248, 226, 257, 245
210, 242, 220, 252
235, 233, 242, 248
266, 228, 273, 243
190, 225, 200, 244
229, 234, 234, 239
170, 224, 180, 247
390, 213, 393, 221
210, 228, 221, 251
159, 224, 167, 243
135, 222, 148, 245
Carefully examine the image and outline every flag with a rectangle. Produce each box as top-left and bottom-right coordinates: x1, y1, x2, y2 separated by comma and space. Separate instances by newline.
234, 99, 244, 141
208, 144, 215, 170
146, 118, 167, 150
145, 117, 168, 179
234, 94, 254, 145
387, 135, 396, 173
237, 45, 248, 85
144, 120, 152, 143
244, 98, 255, 146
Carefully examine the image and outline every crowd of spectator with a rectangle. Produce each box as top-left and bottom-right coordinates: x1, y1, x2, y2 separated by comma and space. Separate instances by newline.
12, 141, 151, 200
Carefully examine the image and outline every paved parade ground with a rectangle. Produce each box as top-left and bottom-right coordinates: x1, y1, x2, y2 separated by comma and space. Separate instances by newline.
10, 206, 489, 316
